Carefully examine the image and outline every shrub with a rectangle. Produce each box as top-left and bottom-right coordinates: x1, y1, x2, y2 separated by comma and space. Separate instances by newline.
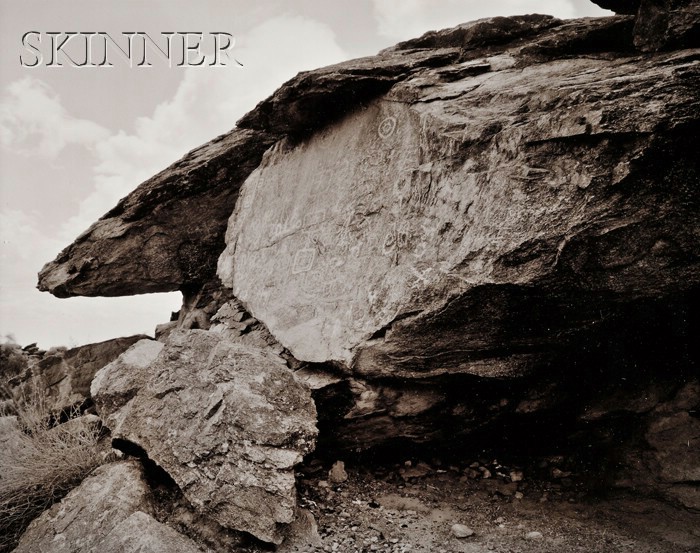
0, 388, 104, 552
0, 343, 28, 381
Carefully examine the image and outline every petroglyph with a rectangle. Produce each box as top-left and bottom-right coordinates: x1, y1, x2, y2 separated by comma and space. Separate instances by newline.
226, 102, 479, 363
377, 116, 398, 139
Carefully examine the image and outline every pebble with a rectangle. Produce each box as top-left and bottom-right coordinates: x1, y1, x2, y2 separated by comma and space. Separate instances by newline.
525, 531, 543, 540
510, 469, 524, 482
465, 468, 480, 479
451, 523, 475, 538
329, 461, 348, 483
515, 491, 524, 500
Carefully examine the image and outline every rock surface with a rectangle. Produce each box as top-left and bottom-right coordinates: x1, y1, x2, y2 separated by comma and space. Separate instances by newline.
92, 511, 203, 553
0, 416, 20, 451
13, 461, 154, 553
31, 2, 700, 532
36, 44, 476, 298
92, 331, 317, 544
634, 0, 700, 52
36, 129, 278, 297
219, 20, 700, 377
8, 335, 146, 413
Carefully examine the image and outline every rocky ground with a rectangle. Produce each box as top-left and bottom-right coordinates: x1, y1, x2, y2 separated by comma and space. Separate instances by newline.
292, 456, 700, 553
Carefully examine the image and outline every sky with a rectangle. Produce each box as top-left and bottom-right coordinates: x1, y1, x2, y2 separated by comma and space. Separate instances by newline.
0, 0, 611, 349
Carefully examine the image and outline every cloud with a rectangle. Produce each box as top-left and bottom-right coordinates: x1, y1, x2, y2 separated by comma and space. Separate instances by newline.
0, 77, 110, 158
372, 0, 585, 41
0, 206, 182, 348
0, 15, 348, 348
61, 14, 348, 241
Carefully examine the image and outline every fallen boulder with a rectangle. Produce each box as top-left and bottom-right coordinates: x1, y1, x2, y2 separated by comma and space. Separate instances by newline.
91, 331, 318, 544
13, 461, 154, 553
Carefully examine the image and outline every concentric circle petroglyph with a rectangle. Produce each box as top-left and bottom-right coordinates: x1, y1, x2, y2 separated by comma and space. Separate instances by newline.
377, 116, 397, 138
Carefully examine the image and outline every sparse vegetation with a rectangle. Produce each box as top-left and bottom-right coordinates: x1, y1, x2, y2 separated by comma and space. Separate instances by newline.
0, 342, 28, 381
0, 388, 104, 552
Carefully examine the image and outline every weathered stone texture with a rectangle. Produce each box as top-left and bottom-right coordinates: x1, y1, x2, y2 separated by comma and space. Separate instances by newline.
37, 129, 278, 297
92, 331, 317, 544
8, 335, 147, 413
92, 511, 203, 553
31, 6, 700, 520
13, 461, 153, 553
634, 0, 700, 51
219, 46, 700, 377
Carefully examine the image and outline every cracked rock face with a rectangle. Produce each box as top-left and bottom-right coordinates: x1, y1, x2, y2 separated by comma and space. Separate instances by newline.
91, 511, 203, 553
36, 129, 278, 297
13, 461, 155, 553
91, 332, 317, 544
8, 335, 147, 413
218, 34, 700, 375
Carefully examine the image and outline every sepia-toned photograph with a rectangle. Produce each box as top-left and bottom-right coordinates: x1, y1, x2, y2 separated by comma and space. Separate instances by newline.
0, 1, 698, 551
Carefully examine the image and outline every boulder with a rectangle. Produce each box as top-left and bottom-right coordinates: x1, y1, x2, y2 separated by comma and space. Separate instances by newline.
91, 331, 317, 544
36, 129, 278, 297
91, 511, 203, 553
0, 415, 21, 451
34, 9, 700, 514
13, 461, 154, 553
8, 335, 147, 413
634, 0, 700, 52
219, 30, 700, 377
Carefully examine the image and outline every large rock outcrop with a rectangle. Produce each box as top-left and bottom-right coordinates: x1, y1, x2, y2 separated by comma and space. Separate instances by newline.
7, 335, 147, 413
218, 17, 699, 378
33, 0, 700, 526
591, 0, 700, 50
91, 332, 317, 544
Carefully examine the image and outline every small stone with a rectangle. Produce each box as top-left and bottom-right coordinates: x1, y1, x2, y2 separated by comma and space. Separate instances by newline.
509, 470, 524, 482
525, 531, 543, 540
480, 467, 492, 479
329, 461, 348, 483
515, 491, 524, 500
451, 524, 475, 538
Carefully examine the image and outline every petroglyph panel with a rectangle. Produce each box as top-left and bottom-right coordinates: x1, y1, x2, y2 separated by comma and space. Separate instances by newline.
224, 102, 469, 363
221, 84, 617, 365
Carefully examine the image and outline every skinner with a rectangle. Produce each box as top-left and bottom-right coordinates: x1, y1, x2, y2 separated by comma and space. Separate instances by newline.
20, 31, 239, 68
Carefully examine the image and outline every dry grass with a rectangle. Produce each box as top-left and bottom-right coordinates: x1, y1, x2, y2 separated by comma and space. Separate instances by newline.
0, 388, 104, 552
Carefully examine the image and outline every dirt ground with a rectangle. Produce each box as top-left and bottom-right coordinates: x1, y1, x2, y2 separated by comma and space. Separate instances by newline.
284, 456, 700, 553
